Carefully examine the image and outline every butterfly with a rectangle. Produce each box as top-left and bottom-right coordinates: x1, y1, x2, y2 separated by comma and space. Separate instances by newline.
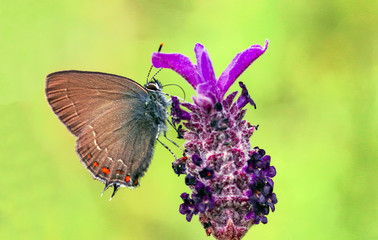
45, 70, 168, 199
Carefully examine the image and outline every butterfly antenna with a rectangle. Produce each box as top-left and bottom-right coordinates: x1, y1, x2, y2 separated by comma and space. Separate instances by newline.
150, 68, 163, 82
157, 42, 164, 52
146, 43, 164, 84
162, 83, 186, 100
161, 92, 190, 104
146, 66, 154, 85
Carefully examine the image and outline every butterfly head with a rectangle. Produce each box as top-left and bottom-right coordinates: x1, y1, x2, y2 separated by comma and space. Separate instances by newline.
145, 77, 163, 92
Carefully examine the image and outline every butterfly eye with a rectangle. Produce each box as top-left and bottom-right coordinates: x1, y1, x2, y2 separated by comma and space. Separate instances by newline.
146, 82, 160, 91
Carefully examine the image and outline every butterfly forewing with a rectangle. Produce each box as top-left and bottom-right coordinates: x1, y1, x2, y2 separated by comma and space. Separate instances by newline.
46, 70, 160, 187
46, 71, 148, 136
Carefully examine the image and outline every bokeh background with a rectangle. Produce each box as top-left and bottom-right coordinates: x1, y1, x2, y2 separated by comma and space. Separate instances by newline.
0, 0, 376, 239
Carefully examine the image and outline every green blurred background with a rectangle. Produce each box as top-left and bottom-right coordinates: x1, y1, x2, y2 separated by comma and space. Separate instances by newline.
0, 0, 376, 239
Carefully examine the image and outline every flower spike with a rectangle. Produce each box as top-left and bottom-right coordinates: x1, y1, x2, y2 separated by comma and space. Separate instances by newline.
152, 40, 276, 240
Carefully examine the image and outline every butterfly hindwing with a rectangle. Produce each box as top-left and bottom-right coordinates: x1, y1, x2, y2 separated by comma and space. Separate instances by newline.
76, 103, 158, 186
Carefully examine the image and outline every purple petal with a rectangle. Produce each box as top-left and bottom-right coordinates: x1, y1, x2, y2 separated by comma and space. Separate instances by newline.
271, 193, 278, 204
179, 203, 189, 214
180, 192, 190, 200
269, 202, 276, 212
267, 166, 276, 178
223, 91, 238, 109
195, 181, 205, 192
152, 52, 200, 88
245, 189, 253, 198
262, 155, 271, 164
245, 210, 255, 220
236, 81, 256, 109
180, 102, 198, 112
217, 40, 269, 97
253, 216, 261, 224
197, 203, 207, 213
192, 154, 203, 166
196, 82, 218, 103
171, 96, 191, 126
192, 96, 214, 112
194, 44, 220, 101
266, 177, 274, 187
262, 185, 272, 195
186, 212, 194, 222
194, 43, 217, 85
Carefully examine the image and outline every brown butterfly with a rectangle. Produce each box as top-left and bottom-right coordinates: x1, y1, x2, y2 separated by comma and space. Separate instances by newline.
45, 70, 168, 198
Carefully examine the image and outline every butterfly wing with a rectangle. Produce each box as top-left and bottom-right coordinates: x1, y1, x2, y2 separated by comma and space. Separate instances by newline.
46, 70, 159, 187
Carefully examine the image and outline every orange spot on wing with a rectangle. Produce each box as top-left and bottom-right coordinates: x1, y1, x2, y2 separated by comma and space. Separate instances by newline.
88, 153, 93, 159
93, 161, 99, 167
133, 179, 138, 185
125, 175, 131, 182
102, 167, 110, 175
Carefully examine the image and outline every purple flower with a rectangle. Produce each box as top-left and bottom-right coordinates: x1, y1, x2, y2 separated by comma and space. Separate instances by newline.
172, 159, 186, 176
185, 174, 197, 186
192, 154, 203, 166
171, 96, 191, 126
237, 82, 256, 109
152, 40, 276, 240
199, 167, 215, 180
179, 193, 196, 222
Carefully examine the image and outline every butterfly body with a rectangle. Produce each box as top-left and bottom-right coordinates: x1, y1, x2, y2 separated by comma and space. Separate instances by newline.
46, 70, 167, 195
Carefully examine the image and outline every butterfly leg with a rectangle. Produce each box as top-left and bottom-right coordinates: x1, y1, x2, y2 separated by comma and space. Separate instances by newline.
163, 131, 184, 151
156, 138, 178, 160
166, 118, 185, 139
